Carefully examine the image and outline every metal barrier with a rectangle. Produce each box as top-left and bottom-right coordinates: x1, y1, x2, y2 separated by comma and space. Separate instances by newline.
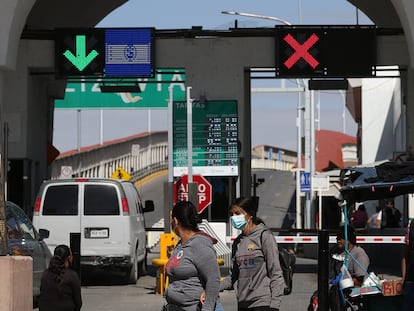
226, 235, 405, 244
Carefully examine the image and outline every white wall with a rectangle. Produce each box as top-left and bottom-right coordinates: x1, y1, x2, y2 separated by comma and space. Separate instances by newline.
361, 78, 403, 164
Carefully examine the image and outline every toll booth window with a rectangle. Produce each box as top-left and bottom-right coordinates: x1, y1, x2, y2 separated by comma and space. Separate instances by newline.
84, 185, 120, 215
43, 185, 78, 215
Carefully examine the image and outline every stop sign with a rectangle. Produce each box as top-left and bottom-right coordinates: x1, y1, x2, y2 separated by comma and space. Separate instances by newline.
173, 174, 212, 214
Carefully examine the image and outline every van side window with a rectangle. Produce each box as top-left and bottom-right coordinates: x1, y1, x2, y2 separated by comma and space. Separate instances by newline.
84, 185, 120, 215
43, 185, 78, 215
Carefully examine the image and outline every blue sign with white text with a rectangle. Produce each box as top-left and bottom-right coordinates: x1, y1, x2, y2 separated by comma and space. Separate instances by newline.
105, 28, 154, 76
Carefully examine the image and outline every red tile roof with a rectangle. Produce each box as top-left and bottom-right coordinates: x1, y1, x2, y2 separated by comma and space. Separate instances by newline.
315, 129, 357, 171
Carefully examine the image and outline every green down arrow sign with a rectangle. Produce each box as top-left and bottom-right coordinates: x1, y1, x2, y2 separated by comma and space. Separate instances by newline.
63, 35, 99, 71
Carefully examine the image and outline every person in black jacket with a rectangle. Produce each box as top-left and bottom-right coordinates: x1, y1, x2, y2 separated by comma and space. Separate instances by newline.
39, 244, 82, 311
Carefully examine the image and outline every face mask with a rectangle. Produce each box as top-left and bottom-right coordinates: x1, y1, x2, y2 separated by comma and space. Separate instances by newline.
231, 214, 248, 230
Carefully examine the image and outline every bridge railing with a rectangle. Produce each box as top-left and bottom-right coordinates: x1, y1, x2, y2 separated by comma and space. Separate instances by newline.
51, 131, 168, 180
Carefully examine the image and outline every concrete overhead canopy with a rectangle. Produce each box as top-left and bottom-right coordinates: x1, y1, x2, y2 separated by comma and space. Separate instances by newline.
350, 0, 414, 68
348, 0, 402, 28
0, 0, 126, 70
25, 0, 127, 28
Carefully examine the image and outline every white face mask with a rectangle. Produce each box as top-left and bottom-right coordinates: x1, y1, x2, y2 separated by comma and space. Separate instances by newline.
230, 214, 248, 230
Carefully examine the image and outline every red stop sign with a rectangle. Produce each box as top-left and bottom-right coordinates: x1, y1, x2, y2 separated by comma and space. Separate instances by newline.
173, 174, 212, 214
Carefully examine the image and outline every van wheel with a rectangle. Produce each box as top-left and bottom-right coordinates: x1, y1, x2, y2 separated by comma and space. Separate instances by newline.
127, 250, 139, 284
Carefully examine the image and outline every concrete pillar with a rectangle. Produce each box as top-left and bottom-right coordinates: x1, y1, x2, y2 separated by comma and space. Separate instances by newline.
0, 256, 33, 311
406, 68, 414, 159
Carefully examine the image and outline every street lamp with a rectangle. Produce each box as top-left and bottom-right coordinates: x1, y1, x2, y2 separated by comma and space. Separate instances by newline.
222, 11, 307, 229
221, 11, 292, 26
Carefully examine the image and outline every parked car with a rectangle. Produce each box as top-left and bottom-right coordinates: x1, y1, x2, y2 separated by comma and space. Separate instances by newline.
32, 178, 155, 283
5, 201, 52, 301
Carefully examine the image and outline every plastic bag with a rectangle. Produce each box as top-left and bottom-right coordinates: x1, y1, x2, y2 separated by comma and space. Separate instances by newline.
339, 265, 354, 290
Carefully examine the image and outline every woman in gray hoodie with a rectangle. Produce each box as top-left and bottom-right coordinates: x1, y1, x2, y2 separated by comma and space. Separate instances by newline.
220, 197, 284, 311
165, 201, 221, 311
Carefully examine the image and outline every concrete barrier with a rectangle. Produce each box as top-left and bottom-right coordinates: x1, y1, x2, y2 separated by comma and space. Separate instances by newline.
0, 256, 33, 311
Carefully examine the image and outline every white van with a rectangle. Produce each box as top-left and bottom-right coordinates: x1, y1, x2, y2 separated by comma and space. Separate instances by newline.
32, 178, 154, 283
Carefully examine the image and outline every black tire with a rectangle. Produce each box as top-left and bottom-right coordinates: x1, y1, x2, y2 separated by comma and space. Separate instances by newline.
127, 249, 139, 284
138, 251, 148, 276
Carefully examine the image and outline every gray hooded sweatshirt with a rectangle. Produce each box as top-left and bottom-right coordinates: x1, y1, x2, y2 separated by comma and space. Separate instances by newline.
166, 232, 220, 311
220, 223, 284, 310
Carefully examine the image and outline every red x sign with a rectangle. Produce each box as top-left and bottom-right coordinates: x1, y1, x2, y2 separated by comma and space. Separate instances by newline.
283, 33, 319, 69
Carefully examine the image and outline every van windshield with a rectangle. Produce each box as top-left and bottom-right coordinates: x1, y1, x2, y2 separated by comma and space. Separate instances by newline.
84, 185, 120, 215
43, 185, 78, 215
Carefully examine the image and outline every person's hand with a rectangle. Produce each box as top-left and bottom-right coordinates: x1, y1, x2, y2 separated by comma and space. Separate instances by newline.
199, 290, 205, 304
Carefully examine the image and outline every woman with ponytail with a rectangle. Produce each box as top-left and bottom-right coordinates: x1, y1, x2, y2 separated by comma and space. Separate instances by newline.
164, 201, 221, 311
39, 244, 82, 311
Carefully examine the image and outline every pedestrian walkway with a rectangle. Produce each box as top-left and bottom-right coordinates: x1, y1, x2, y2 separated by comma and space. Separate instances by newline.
33, 254, 318, 311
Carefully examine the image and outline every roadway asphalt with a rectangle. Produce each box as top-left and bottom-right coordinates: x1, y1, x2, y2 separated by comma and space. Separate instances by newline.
32, 250, 318, 311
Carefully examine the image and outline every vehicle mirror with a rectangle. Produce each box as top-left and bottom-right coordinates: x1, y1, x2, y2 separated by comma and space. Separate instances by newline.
143, 200, 155, 213
38, 228, 50, 240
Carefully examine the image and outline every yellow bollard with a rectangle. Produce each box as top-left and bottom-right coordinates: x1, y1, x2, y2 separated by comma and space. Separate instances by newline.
152, 233, 224, 295
152, 233, 178, 295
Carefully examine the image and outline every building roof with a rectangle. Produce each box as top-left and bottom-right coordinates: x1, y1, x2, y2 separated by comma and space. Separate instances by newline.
315, 129, 357, 172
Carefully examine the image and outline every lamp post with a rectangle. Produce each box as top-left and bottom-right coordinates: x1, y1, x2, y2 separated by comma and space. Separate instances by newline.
221, 11, 292, 26
222, 11, 309, 229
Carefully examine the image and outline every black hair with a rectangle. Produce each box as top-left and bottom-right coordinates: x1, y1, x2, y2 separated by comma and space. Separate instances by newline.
358, 204, 366, 212
172, 201, 202, 231
48, 244, 72, 285
231, 197, 264, 225
337, 225, 357, 245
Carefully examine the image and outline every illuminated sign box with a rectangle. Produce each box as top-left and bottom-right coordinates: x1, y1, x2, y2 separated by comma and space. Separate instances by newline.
275, 27, 376, 78
105, 28, 154, 77
55, 28, 154, 77
55, 28, 105, 76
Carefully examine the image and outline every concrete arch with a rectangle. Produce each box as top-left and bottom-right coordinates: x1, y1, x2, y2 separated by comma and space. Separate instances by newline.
0, 0, 35, 69
390, 0, 414, 68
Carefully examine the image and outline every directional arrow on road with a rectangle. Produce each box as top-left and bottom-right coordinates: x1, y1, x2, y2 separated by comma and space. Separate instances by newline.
63, 35, 99, 71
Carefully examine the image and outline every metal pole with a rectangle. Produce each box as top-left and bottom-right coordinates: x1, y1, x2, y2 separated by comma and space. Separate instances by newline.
310, 90, 316, 228
148, 109, 152, 169
77, 109, 82, 177
100, 109, 103, 145
165, 86, 174, 232
168, 86, 174, 183
318, 190, 322, 229
304, 83, 311, 228
3, 123, 8, 201
186, 87, 198, 208
318, 230, 329, 311
187, 86, 193, 183
296, 84, 303, 229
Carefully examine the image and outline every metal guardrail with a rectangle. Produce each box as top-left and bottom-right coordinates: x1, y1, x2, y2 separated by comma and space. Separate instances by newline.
51, 132, 168, 180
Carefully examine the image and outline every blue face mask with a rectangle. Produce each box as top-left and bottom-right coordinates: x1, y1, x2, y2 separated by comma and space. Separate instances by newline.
231, 214, 248, 230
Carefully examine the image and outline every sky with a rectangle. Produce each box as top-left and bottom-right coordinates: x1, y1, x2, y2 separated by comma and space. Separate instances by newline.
52, 0, 373, 153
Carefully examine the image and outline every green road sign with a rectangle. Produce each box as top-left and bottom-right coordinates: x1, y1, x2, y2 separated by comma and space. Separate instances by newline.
55, 69, 186, 109
173, 100, 239, 177
63, 35, 99, 71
